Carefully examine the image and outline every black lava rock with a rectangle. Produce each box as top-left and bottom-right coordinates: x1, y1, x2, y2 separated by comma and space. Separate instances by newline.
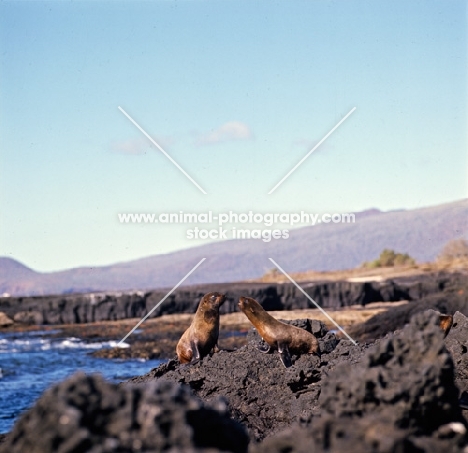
130, 319, 344, 441
0, 373, 249, 453
2, 272, 466, 325
256, 311, 468, 453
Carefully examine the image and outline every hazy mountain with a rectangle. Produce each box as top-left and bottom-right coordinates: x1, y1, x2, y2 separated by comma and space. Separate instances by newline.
0, 257, 35, 280
1, 199, 467, 296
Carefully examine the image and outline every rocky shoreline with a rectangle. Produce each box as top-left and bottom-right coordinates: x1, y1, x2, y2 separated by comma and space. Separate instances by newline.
1, 271, 468, 452
3, 309, 468, 452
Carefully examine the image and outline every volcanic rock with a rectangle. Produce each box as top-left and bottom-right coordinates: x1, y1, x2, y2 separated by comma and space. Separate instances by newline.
0, 312, 13, 327
0, 372, 248, 453
347, 291, 468, 342
256, 311, 468, 453
129, 321, 347, 441
445, 311, 468, 396
3, 309, 468, 452
13, 310, 43, 325
1, 272, 466, 325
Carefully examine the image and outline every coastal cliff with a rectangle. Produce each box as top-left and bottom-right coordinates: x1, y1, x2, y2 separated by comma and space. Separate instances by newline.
1, 271, 465, 326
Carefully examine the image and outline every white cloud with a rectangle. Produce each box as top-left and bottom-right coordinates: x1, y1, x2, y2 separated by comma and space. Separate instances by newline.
110, 136, 174, 155
195, 121, 254, 146
110, 138, 147, 155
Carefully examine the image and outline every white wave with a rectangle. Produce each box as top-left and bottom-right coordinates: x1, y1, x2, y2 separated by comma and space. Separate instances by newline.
54, 338, 129, 350
0, 337, 130, 353
108, 341, 130, 349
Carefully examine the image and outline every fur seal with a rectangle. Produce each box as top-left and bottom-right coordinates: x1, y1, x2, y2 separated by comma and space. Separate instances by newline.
438, 313, 453, 338
238, 296, 319, 368
176, 292, 226, 364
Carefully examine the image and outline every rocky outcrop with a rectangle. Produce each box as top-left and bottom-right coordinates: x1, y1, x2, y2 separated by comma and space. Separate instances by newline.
320, 311, 461, 429
0, 271, 466, 325
131, 311, 468, 451
348, 291, 468, 341
0, 373, 249, 453
0, 292, 148, 325
2, 310, 468, 452
445, 311, 468, 395
129, 319, 341, 441
0, 312, 13, 327
255, 311, 468, 452
13, 310, 43, 325
254, 416, 468, 453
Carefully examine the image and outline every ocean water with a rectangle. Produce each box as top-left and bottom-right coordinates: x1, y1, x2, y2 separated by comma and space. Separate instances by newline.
0, 330, 163, 434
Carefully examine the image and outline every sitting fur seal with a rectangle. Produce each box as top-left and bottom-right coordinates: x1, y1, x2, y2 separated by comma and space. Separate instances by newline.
176, 292, 226, 364
438, 313, 453, 337
425, 309, 453, 338
238, 296, 320, 368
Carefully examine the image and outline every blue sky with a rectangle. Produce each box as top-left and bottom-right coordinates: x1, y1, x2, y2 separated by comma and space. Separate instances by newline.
0, 0, 466, 271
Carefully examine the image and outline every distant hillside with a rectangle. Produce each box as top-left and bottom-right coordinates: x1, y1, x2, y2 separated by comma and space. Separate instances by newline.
0, 257, 35, 280
1, 199, 467, 296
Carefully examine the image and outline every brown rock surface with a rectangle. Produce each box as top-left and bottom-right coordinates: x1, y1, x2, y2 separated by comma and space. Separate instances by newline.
0, 312, 13, 327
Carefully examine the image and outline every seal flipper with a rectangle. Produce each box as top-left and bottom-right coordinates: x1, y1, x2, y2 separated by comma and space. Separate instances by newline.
190, 340, 201, 362
277, 342, 292, 368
